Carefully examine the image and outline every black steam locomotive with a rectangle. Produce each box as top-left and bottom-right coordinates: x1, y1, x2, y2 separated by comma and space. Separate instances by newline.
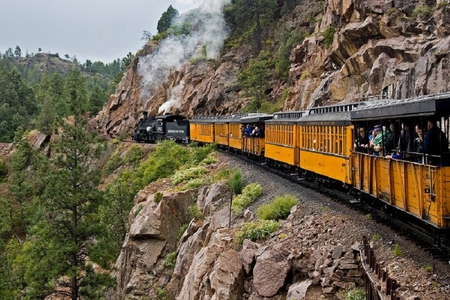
132, 112, 190, 143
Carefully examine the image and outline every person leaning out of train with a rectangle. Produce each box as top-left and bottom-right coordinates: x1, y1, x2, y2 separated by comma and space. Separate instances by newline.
355, 127, 369, 153
251, 126, 261, 137
370, 125, 389, 156
423, 118, 448, 165
244, 124, 253, 136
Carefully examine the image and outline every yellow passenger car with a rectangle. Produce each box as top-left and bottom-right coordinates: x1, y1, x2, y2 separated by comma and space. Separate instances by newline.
240, 113, 272, 158
212, 115, 243, 150
297, 104, 358, 185
265, 111, 305, 168
351, 94, 450, 229
189, 116, 215, 144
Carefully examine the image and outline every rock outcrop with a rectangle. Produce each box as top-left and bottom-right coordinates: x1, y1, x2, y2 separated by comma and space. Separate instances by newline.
96, 0, 450, 140
110, 178, 368, 299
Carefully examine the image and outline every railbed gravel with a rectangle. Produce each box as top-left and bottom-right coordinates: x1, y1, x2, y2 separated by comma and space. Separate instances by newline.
218, 151, 450, 299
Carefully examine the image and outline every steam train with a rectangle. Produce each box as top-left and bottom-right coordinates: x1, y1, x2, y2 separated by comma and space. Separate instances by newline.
133, 112, 190, 143
135, 92, 450, 242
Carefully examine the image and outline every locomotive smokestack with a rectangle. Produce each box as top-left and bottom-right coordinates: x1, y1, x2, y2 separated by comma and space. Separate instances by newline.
143, 111, 148, 120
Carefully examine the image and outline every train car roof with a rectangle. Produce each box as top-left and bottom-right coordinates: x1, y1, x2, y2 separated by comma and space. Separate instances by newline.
297, 111, 353, 125
265, 111, 306, 124
214, 115, 244, 124
190, 116, 219, 123
155, 114, 186, 121
190, 115, 243, 124
240, 113, 273, 124
351, 92, 450, 120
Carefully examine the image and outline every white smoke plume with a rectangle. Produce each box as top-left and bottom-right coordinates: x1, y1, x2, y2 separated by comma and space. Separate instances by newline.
138, 0, 232, 111
158, 81, 185, 114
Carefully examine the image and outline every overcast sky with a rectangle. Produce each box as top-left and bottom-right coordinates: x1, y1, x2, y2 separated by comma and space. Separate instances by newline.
0, 0, 197, 63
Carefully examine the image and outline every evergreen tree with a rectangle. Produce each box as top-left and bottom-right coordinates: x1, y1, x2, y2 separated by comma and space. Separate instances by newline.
89, 85, 107, 114
226, 0, 277, 52
16, 69, 110, 299
238, 50, 273, 111
157, 5, 179, 33
0, 67, 36, 142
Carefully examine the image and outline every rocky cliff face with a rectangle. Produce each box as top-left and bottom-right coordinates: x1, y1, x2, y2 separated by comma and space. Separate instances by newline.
108, 159, 368, 300
96, 0, 450, 139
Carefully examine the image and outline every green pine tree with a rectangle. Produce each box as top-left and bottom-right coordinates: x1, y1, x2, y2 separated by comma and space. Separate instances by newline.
16, 69, 111, 299
157, 5, 179, 34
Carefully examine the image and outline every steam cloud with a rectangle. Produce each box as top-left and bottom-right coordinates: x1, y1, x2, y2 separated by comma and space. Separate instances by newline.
138, 0, 232, 111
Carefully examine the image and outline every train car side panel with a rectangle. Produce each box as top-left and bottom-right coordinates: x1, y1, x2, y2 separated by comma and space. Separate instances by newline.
189, 123, 199, 142
214, 122, 229, 147
353, 154, 450, 228
242, 136, 265, 156
298, 123, 353, 184
265, 123, 296, 165
199, 123, 215, 143
229, 123, 242, 150
300, 149, 351, 183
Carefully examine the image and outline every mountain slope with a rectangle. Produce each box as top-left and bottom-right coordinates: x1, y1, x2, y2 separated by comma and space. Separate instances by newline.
95, 0, 450, 138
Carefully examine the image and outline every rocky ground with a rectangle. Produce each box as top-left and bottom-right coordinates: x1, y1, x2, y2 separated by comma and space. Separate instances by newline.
218, 152, 450, 299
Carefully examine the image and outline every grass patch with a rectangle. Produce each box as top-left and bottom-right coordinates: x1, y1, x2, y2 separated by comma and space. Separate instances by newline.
235, 220, 280, 244
256, 194, 297, 220
393, 244, 403, 257
171, 166, 209, 185
232, 183, 262, 213
180, 178, 207, 191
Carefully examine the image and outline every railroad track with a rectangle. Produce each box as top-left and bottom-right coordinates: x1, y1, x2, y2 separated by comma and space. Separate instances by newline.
221, 149, 450, 263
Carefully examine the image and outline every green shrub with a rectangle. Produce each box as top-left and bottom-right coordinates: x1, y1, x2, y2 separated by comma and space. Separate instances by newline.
177, 224, 188, 241
164, 251, 177, 268
103, 153, 124, 175
214, 168, 234, 182
344, 288, 365, 300
235, 220, 280, 244
171, 166, 209, 185
133, 140, 190, 188
393, 244, 403, 257
0, 160, 8, 181
155, 287, 167, 300
229, 169, 245, 195
188, 204, 203, 220
322, 25, 336, 48
412, 5, 433, 18
124, 145, 144, 167
154, 192, 163, 203
190, 143, 216, 164
180, 178, 206, 190
256, 194, 297, 220
200, 153, 217, 165
232, 183, 262, 213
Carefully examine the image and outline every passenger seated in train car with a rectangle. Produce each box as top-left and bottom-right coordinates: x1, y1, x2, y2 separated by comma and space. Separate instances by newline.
384, 123, 396, 154
355, 127, 369, 153
423, 118, 448, 165
370, 124, 389, 156
387, 122, 415, 161
414, 124, 424, 163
